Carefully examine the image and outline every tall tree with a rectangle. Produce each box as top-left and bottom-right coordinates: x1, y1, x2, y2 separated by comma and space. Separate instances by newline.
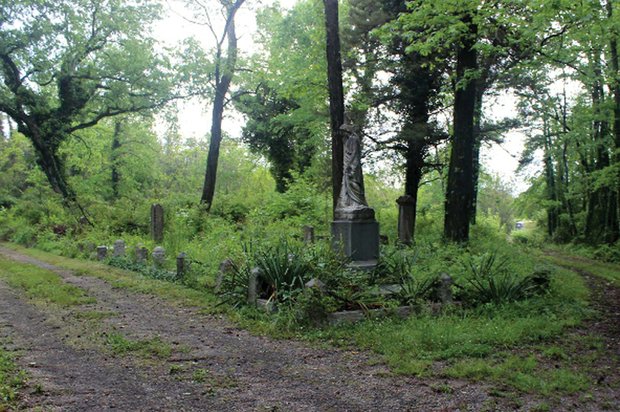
323, 0, 345, 214
199, 0, 246, 210
0, 0, 181, 210
444, 11, 478, 242
236, 85, 315, 192
344, 0, 446, 242
235, 1, 329, 192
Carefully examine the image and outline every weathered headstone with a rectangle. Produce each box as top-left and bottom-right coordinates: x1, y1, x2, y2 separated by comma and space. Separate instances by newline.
113, 239, 126, 257
152, 246, 165, 268
96, 246, 108, 261
215, 259, 234, 293
396, 195, 415, 245
438, 273, 454, 304
247, 267, 262, 306
331, 120, 379, 269
176, 252, 188, 278
150, 204, 164, 243
303, 226, 315, 244
135, 245, 148, 263
305, 278, 326, 293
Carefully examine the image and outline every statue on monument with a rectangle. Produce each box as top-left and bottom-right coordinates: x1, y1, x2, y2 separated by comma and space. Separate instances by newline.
334, 120, 375, 221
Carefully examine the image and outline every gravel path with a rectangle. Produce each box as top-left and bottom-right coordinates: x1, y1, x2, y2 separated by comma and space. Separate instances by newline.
0, 246, 495, 411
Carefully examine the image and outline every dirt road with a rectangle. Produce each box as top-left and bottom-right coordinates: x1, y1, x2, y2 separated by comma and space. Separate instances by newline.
0, 246, 494, 411
1, 246, 619, 411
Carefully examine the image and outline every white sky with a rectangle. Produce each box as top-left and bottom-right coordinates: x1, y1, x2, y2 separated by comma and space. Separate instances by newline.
154, 0, 540, 195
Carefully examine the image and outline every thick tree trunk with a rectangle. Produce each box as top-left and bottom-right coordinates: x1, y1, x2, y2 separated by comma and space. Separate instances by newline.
444, 16, 477, 243
323, 0, 345, 215
200, 1, 244, 210
470, 82, 484, 225
201, 83, 228, 209
28, 129, 74, 202
607, 0, 620, 242
404, 137, 425, 241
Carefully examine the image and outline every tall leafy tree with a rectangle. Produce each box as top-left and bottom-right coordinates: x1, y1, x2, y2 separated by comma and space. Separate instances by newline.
235, 1, 330, 191
236, 85, 315, 192
195, 0, 246, 211
516, 0, 620, 244
395, 0, 531, 242
0, 0, 182, 212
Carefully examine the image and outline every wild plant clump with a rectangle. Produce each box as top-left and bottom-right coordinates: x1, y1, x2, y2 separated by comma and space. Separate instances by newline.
457, 251, 551, 305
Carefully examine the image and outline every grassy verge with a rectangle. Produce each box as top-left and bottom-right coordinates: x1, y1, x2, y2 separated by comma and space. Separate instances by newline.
0, 346, 26, 411
542, 250, 620, 287
237, 265, 593, 399
1, 243, 219, 311
0, 256, 94, 306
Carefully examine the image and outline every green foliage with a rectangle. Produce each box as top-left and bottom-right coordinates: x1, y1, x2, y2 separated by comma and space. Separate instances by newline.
107, 256, 177, 282
398, 274, 437, 306
459, 251, 551, 305
253, 241, 312, 304
104, 332, 171, 359
0, 0, 187, 200
0, 256, 95, 307
0, 347, 25, 410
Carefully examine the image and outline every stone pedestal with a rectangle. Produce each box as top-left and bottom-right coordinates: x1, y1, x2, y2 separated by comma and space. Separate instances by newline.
113, 239, 125, 257
176, 252, 188, 278
396, 195, 415, 245
96, 246, 108, 261
150, 204, 164, 243
302, 226, 315, 244
331, 220, 379, 267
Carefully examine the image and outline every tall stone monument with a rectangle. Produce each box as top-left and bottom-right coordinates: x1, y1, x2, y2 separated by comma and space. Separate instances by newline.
150, 204, 164, 243
396, 195, 415, 245
331, 121, 379, 269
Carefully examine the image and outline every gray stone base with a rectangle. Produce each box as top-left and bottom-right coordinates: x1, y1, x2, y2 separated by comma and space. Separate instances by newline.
331, 220, 379, 265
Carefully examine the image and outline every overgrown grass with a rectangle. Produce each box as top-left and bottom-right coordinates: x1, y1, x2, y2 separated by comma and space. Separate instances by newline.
0, 256, 94, 306
0, 346, 25, 411
542, 250, 620, 287
104, 332, 172, 359
1, 243, 220, 312
445, 355, 590, 396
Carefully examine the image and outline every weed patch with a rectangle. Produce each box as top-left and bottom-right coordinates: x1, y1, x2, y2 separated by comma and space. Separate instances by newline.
0, 256, 94, 306
0, 346, 26, 410
104, 332, 172, 359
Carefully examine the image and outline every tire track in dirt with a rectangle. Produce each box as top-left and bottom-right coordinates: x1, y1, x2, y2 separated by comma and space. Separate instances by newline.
0, 246, 500, 411
0, 280, 214, 411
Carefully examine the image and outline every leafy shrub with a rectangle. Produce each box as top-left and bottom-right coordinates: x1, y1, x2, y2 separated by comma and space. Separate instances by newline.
398, 274, 438, 305
460, 252, 551, 305
253, 241, 312, 305
375, 246, 419, 283
592, 244, 620, 263
217, 259, 252, 308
